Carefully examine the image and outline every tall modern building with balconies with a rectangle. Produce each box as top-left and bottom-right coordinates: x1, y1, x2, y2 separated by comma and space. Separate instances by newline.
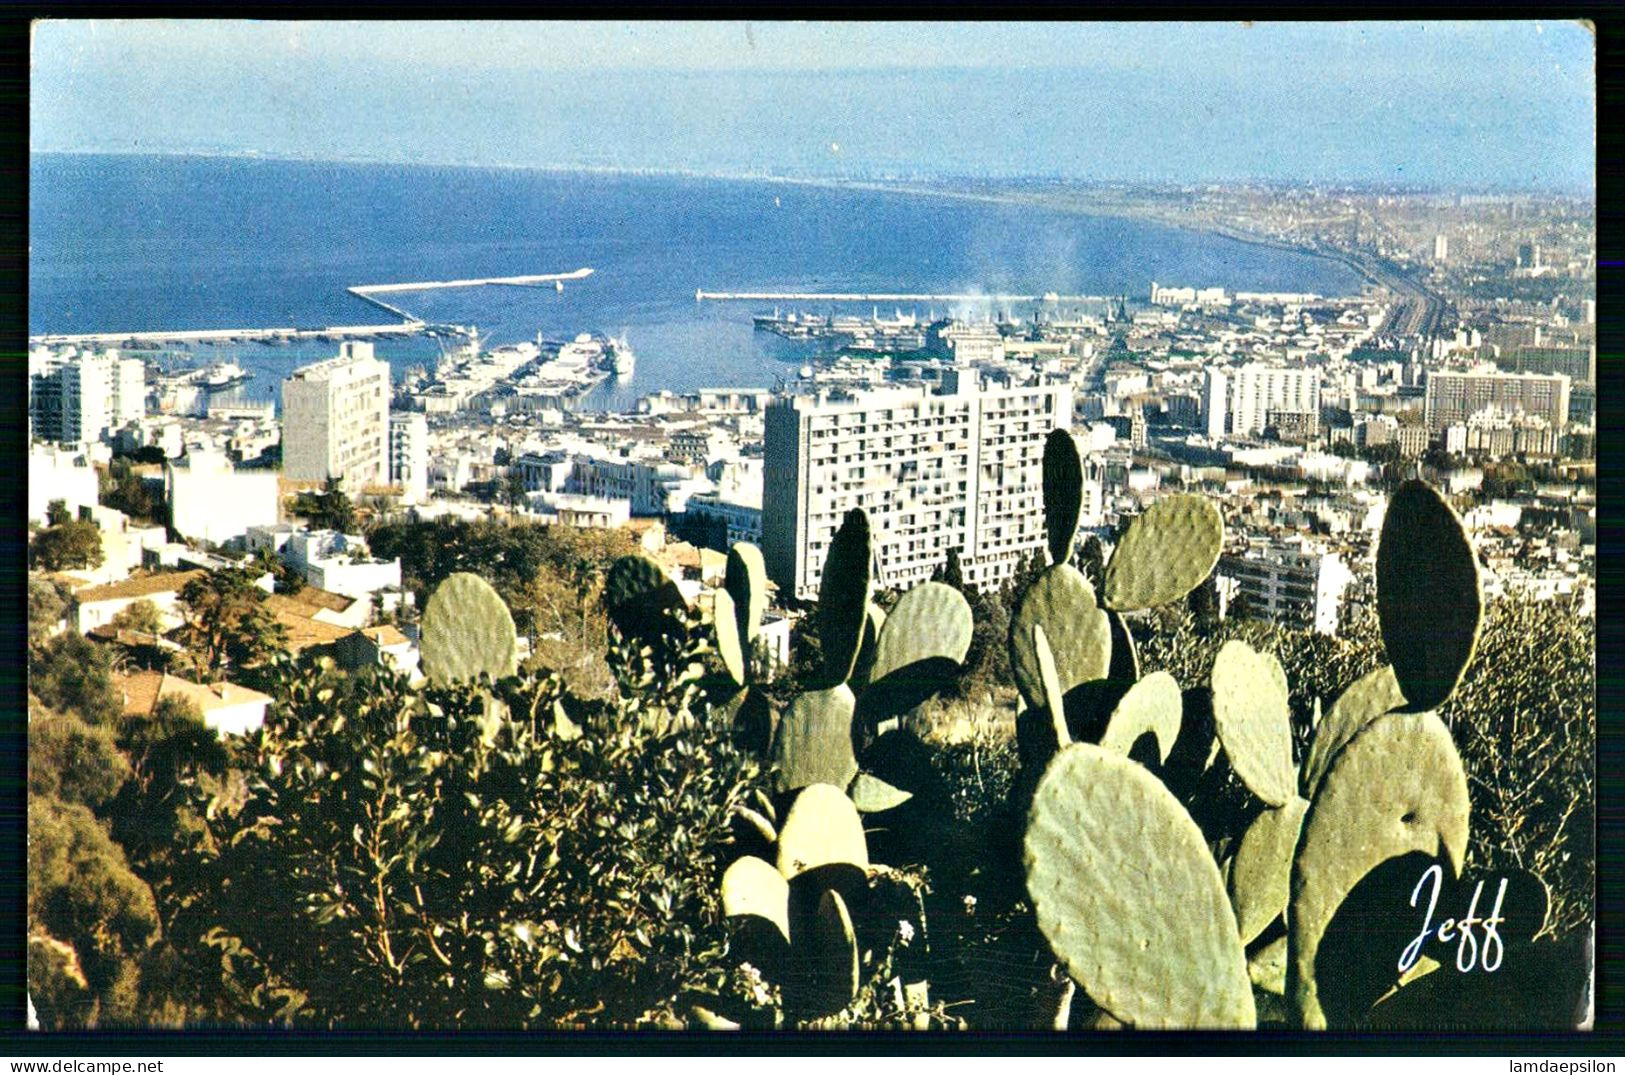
29, 348, 145, 445
762, 370, 1071, 599
1218, 536, 1353, 636
281, 342, 391, 488
388, 411, 430, 504
1201, 364, 1322, 439
1423, 370, 1570, 434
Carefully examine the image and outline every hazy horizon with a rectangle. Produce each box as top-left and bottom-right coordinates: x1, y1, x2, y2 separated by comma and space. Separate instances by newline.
31, 21, 1596, 193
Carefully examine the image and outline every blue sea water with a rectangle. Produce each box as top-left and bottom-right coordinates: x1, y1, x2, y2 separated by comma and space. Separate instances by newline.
29, 154, 1364, 412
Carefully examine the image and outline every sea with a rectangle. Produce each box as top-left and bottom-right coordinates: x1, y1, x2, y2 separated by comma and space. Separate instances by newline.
29, 153, 1365, 413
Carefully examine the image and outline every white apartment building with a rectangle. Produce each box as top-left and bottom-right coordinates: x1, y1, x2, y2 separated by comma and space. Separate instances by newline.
762, 370, 1072, 599
389, 411, 430, 504
165, 449, 280, 548
30, 349, 146, 445
281, 342, 391, 488
1202, 364, 1322, 439
28, 444, 101, 526
1423, 370, 1570, 435
1218, 537, 1353, 636
568, 456, 709, 516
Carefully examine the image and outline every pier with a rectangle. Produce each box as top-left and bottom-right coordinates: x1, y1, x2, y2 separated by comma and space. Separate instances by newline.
29, 323, 436, 348
30, 268, 595, 349
348, 268, 593, 295
697, 289, 1114, 304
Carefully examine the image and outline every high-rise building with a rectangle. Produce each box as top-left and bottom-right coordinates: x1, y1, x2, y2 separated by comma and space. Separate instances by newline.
1433, 234, 1449, 262
1219, 537, 1353, 636
1201, 364, 1321, 439
281, 342, 391, 488
1423, 370, 1570, 434
388, 411, 429, 505
29, 349, 145, 445
762, 372, 1071, 599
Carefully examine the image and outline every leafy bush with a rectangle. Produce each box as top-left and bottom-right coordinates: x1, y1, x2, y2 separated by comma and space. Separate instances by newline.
176, 652, 763, 1029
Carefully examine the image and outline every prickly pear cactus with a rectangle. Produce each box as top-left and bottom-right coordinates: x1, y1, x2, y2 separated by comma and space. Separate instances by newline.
1376, 479, 1483, 712
1228, 795, 1309, 945
1106, 609, 1140, 683
725, 542, 769, 645
713, 589, 747, 687
1289, 711, 1470, 1029
1103, 494, 1224, 611
721, 855, 792, 944
1009, 563, 1112, 712
1042, 428, 1084, 566
849, 772, 913, 813
776, 782, 870, 883
773, 685, 859, 794
868, 581, 973, 684
1099, 670, 1182, 764
1024, 744, 1256, 1028
420, 571, 520, 685
1301, 664, 1407, 799
604, 554, 687, 645
1032, 624, 1072, 748
1210, 640, 1296, 807
818, 509, 873, 686
807, 888, 861, 1017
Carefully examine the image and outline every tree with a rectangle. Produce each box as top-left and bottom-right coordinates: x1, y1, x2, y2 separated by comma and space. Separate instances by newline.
930, 547, 965, 592
316, 476, 358, 535
1074, 535, 1106, 593
101, 460, 161, 523
29, 574, 71, 649
291, 476, 357, 534
28, 796, 160, 1029
29, 705, 133, 810
30, 632, 121, 727
177, 569, 287, 681
504, 471, 528, 508
109, 600, 165, 637
172, 643, 761, 1028
31, 519, 105, 573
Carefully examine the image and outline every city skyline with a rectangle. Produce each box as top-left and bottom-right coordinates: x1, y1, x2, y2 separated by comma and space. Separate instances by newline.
31, 20, 1596, 191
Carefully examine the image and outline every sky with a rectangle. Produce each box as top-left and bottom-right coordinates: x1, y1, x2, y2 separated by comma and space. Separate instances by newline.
30, 21, 1596, 190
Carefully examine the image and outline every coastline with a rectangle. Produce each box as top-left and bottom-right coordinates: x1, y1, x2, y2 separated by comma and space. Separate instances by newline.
30, 148, 1426, 301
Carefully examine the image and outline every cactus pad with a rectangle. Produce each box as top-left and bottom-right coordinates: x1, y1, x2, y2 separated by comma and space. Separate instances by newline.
1248, 936, 1288, 996
725, 542, 769, 644
869, 581, 973, 684
721, 855, 791, 945
1100, 670, 1182, 764
420, 572, 519, 685
1288, 711, 1470, 1029
1376, 479, 1483, 712
806, 888, 860, 1016
713, 589, 747, 687
1024, 744, 1256, 1028
849, 772, 913, 813
1228, 796, 1309, 945
1103, 494, 1224, 611
604, 555, 687, 645
1032, 624, 1071, 748
773, 685, 858, 793
1107, 609, 1140, 683
1009, 564, 1112, 711
776, 782, 870, 882
1301, 664, 1407, 799
1043, 428, 1085, 566
818, 509, 873, 685
1211, 640, 1296, 807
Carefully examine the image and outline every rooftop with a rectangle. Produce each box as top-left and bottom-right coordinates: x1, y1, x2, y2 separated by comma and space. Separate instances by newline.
75, 570, 206, 604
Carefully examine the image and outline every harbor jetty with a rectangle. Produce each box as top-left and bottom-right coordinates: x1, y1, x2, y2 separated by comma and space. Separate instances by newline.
697, 289, 1112, 304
